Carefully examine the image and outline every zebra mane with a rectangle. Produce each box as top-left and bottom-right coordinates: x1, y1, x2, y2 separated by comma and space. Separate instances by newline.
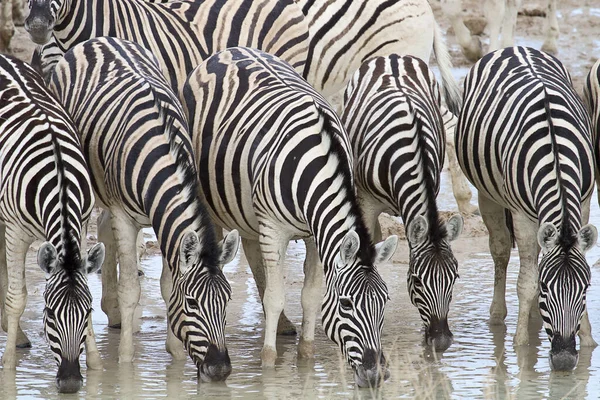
411, 103, 448, 245
319, 108, 376, 265
50, 134, 82, 273
542, 90, 577, 250
158, 101, 221, 273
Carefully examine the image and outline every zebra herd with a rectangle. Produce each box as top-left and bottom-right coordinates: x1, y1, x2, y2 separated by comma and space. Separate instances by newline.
0, 0, 596, 394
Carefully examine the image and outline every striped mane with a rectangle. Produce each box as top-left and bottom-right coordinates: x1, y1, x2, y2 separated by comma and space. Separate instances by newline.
160, 101, 220, 273
319, 108, 376, 265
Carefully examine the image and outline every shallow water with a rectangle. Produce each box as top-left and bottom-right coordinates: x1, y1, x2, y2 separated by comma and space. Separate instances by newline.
2, 170, 600, 399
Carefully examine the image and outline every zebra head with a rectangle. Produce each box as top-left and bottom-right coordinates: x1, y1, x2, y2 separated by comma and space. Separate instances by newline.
537, 222, 597, 371
25, 0, 59, 44
169, 229, 240, 382
38, 241, 105, 394
323, 231, 398, 388
406, 214, 463, 352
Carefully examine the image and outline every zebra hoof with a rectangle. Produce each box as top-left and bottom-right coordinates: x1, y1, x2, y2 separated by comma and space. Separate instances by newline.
260, 346, 277, 367
109, 323, 122, 329
16, 341, 31, 349
297, 338, 315, 359
137, 269, 145, 277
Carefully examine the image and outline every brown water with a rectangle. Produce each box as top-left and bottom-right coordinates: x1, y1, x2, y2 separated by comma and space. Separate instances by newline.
2, 170, 600, 399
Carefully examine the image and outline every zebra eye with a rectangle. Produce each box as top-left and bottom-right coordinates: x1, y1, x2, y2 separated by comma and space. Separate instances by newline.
339, 298, 353, 311
186, 297, 199, 310
45, 307, 55, 318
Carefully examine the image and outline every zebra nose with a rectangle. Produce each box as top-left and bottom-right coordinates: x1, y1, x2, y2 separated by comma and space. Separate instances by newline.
354, 348, 389, 388
549, 334, 578, 371
198, 344, 232, 382
425, 315, 453, 352
56, 359, 83, 393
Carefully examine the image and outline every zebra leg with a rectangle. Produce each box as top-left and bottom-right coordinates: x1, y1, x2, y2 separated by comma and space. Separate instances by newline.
111, 212, 142, 363
440, 0, 483, 62
578, 195, 597, 347
298, 238, 323, 359
241, 237, 297, 336
85, 316, 103, 369
0, 224, 29, 348
160, 256, 187, 360
257, 224, 288, 367
98, 210, 121, 328
0, 0, 14, 53
484, 0, 505, 52
443, 110, 478, 215
512, 213, 540, 346
479, 194, 511, 325
1, 228, 30, 368
500, 0, 522, 48
541, 0, 559, 54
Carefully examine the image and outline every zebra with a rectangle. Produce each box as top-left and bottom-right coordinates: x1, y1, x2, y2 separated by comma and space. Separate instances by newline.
24, 0, 309, 94
440, 0, 560, 61
341, 54, 464, 352
0, 53, 105, 393
295, 0, 477, 217
48, 37, 240, 380
181, 46, 399, 388
455, 46, 597, 371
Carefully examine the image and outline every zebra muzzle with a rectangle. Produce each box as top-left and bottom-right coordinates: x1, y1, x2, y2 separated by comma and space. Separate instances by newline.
549, 334, 578, 371
197, 344, 232, 382
56, 359, 83, 393
354, 349, 389, 388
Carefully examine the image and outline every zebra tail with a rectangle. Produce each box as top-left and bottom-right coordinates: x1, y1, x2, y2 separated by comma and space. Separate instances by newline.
432, 21, 462, 116
504, 209, 516, 249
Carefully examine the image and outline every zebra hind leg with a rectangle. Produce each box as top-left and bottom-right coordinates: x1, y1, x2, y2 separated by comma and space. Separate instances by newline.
298, 239, 323, 359
478, 194, 511, 325
160, 256, 187, 360
0, 225, 30, 349
512, 213, 540, 346
1, 227, 31, 368
256, 224, 289, 367
242, 237, 297, 336
111, 211, 142, 363
98, 210, 121, 328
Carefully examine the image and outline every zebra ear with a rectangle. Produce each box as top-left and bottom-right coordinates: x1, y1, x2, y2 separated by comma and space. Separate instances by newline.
38, 242, 58, 276
84, 243, 105, 274
179, 231, 200, 275
407, 215, 428, 246
577, 224, 598, 254
339, 231, 360, 265
445, 214, 464, 242
219, 230, 240, 267
374, 235, 398, 264
538, 223, 559, 253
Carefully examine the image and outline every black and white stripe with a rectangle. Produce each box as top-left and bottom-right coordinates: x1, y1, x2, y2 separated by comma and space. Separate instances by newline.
584, 59, 600, 191
181, 46, 398, 388
456, 46, 597, 371
25, 0, 309, 92
0, 53, 104, 393
342, 54, 463, 352
48, 37, 239, 381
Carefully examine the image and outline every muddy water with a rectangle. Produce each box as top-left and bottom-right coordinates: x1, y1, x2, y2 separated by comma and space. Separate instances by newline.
1, 170, 600, 399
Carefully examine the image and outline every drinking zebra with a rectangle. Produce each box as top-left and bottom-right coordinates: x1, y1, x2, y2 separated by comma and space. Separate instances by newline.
295, 0, 477, 216
181, 46, 398, 388
48, 37, 240, 381
456, 46, 597, 371
0, 54, 105, 393
25, 0, 309, 93
341, 54, 463, 352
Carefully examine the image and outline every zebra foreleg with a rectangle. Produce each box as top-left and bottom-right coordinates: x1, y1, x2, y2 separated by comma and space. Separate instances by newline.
479, 195, 511, 325
440, 0, 483, 62
298, 239, 323, 359
257, 224, 289, 367
111, 212, 142, 363
160, 257, 187, 360
1, 227, 30, 368
541, 0, 559, 54
242, 237, 297, 336
85, 316, 103, 369
579, 309, 597, 347
98, 210, 121, 328
0, 224, 29, 348
500, 0, 522, 48
512, 213, 540, 346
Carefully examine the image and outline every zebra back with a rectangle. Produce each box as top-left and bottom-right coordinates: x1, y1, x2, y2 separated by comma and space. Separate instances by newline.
27, 0, 309, 93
